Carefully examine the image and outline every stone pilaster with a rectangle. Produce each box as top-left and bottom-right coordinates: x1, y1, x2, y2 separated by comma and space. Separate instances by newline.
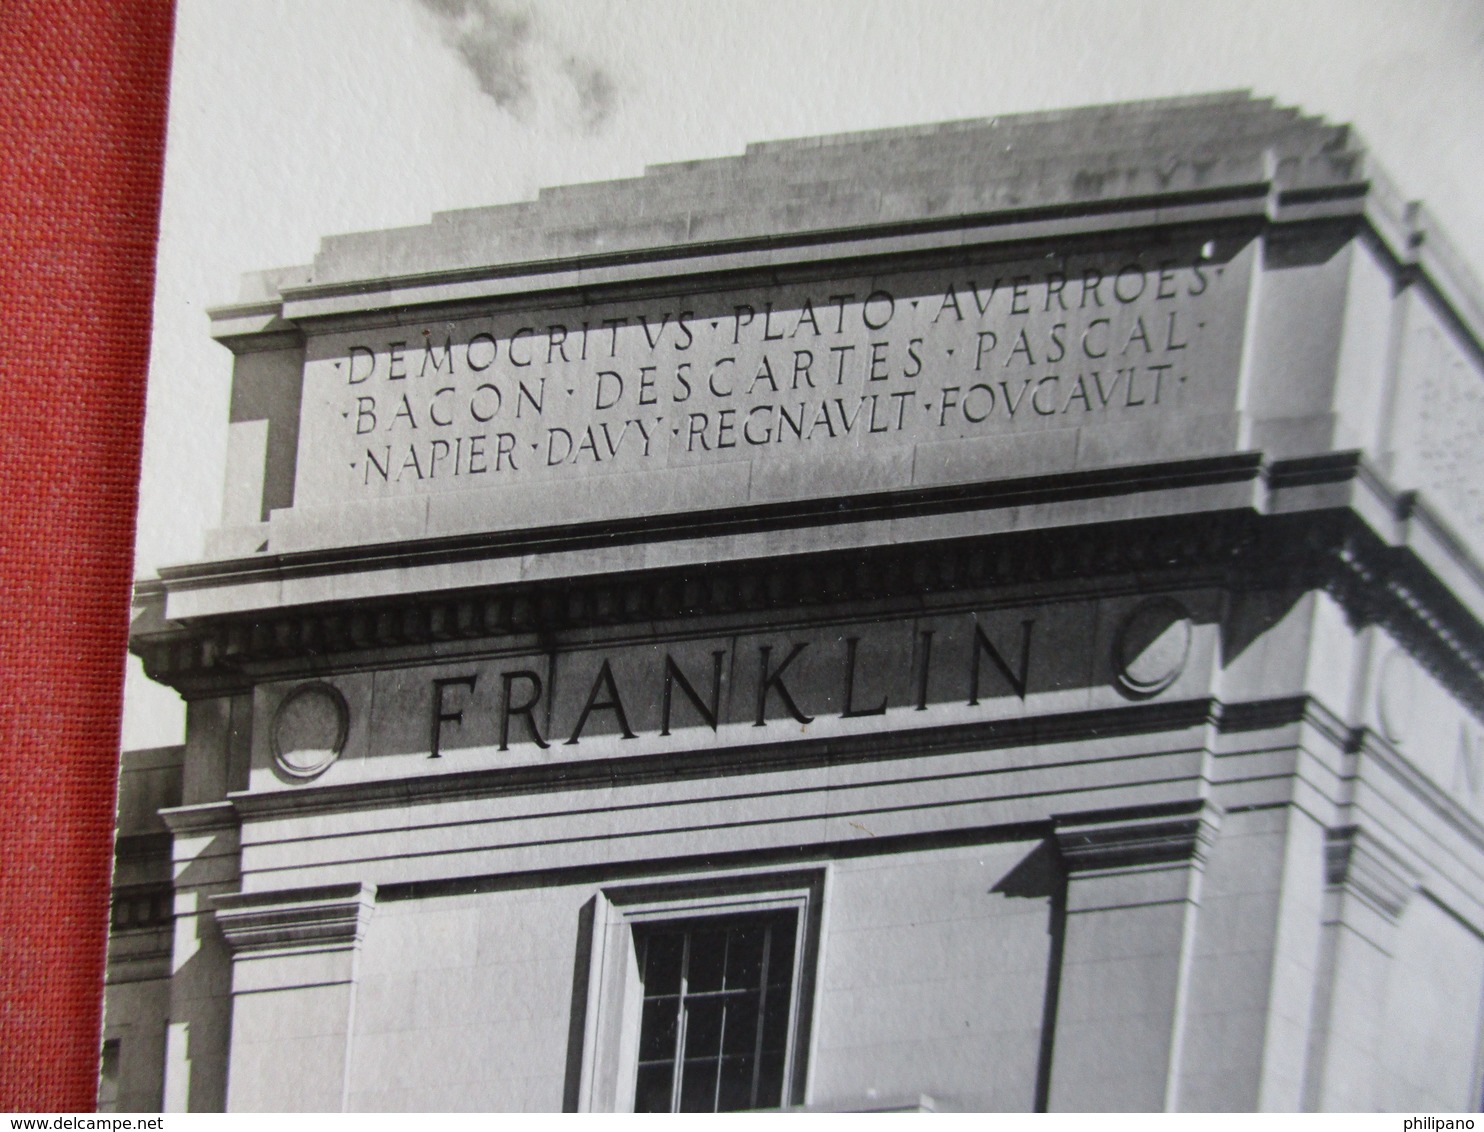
159, 801, 239, 1113
214, 882, 375, 1112
1047, 801, 1220, 1112
1302, 826, 1417, 1110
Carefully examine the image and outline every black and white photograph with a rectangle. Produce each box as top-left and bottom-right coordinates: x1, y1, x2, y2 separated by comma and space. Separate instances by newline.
106, 0, 1484, 1113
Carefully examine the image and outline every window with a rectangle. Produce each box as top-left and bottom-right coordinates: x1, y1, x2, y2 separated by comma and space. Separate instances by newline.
633, 911, 797, 1112
574, 870, 821, 1112
97, 1039, 121, 1112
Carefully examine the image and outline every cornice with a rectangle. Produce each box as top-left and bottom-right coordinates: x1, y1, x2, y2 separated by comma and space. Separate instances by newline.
249, 190, 1277, 330
1324, 825, 1417, 922
158, 800, 239, 837
1053, 799, 1221, 872
1217, 693, 1348, 747
133, 504, 1263, 695
155, 453, 1265, 594
1326, 527, 1484, 727
213, 882, 375, 954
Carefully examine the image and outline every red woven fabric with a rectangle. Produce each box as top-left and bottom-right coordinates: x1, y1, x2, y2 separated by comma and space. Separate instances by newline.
0, 1, 173, 1112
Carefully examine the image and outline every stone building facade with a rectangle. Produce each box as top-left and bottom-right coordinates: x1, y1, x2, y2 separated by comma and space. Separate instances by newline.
107, 93, 1484, 1111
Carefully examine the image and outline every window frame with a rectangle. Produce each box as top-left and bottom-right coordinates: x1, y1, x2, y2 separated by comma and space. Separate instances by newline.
575, 869, 825, 1112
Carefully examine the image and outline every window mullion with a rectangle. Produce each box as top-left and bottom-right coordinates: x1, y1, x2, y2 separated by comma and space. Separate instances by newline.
712, 927, 733, 1113
671, 930, 690, 1113
751, 922, 773, 1109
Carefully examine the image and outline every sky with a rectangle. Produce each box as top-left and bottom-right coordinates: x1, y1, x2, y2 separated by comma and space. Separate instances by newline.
122, 0, 1484, 748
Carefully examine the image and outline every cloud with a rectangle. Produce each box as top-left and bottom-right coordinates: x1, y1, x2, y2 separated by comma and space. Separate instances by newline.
562, 54, 617, 133
411, 0, 619, 132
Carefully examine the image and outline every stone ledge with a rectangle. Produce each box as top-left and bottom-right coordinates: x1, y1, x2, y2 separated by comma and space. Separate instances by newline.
213, 881, 375, 954
1053, 799, 1221, 873
1324, 825, 1417, 922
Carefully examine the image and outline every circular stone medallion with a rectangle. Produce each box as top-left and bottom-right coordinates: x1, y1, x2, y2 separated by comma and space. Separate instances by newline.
272, 682, 349, 780
1375, 647, 1416, 747
1112, 597, 1193, 699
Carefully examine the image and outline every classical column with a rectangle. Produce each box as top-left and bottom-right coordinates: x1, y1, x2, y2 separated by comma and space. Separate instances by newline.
213, 882, 376, 1112
1046, 801, 1220, 1111
1301, 826, 1416, 1110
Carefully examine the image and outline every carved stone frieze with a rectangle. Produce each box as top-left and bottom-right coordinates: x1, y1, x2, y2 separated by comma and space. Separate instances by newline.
132, 496, 1484, 734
